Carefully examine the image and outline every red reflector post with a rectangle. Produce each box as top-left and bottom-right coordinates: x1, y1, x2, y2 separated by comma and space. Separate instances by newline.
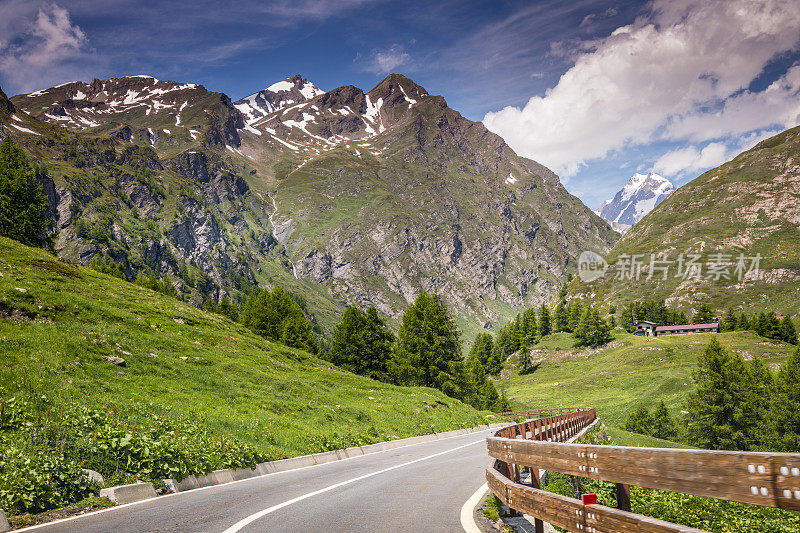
582, 494, 598, 505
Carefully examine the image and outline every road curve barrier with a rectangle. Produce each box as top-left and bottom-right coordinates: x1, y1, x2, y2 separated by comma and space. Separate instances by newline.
486, 407, 800, 533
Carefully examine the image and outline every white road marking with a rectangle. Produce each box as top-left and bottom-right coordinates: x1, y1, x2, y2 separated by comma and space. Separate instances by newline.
460, 482, 489, 533
221, 439, 486, 533
16, 429, 495, 532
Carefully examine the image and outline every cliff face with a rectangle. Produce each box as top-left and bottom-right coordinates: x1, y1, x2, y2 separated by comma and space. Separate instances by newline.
8, 74, 617, 329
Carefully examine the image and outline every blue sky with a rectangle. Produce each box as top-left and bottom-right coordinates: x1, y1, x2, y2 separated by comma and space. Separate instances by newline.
1, 0, 799, 209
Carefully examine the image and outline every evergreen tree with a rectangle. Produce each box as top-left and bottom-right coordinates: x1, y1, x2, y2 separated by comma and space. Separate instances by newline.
624, 405, 653, 435
774, 349, 800, 452
329, 306, 396, 380
693, 303, 715, 324
736, 312, 750, 331
651, 401, 677, 440
469, 333, 500, 375
554, 301, 568, 333
240, 286, 319, 354
392, 292, 465, 399
685, 338, 764, 450
0, 138, 51, 247
567, 301, 583, 332
574, 306, 613, 347
216, 297, 239, 322
280, 314, 319, 354
520, 308, 538, 346
538, 304, 551, 337
721, 307, 737, 332
779, 316, 797, 345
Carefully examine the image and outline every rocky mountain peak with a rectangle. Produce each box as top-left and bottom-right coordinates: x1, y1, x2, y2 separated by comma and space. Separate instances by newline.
234, 75, 323, 125
597, 172, 674, 230
367, 73, 429, 110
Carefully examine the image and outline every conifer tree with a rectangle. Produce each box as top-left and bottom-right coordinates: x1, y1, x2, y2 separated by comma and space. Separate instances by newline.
736, 312, 750, 331
554, 300, 568, 332
685, 338, 763, 450
393, 292, 465, 399
538, 303, 551, 337
0, 138, 51, 247
624, 405, 653, 435
721, 307, 737, 332
574, 306, 613, 347
774, 349, 800, 452
651, 401, 677, 440
240, 286, 319, 354
329, 306, 395, 380
779, 316, 797, 345
693, 302, 714, 324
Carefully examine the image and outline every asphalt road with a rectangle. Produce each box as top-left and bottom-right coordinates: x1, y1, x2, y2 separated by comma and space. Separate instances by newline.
23, 429, 494, 533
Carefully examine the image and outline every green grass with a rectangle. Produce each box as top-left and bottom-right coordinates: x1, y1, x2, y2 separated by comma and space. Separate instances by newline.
0, 236, 487, 461
504, 329, 795, 430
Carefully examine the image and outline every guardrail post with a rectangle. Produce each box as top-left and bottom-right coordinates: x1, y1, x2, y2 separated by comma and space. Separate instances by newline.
616, 483, 631, 512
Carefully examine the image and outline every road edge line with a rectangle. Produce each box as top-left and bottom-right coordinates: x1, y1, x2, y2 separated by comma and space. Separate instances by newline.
460, 482, 488, 533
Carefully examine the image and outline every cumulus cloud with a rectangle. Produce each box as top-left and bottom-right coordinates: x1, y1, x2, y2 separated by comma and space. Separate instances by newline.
358, 44, 411, 74
482, 0, 800, 177
0, 3, 92, 93
653, 142, 730, 176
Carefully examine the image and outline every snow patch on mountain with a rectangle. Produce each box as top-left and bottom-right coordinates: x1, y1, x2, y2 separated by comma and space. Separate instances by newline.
597, 172, 674, 230
235, 75, 323, 126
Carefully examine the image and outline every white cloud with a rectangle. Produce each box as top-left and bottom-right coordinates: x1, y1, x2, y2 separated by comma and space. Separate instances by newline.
482, 0, 800, 177
0, 3, 92, 93
652, 142, 730, 176
359, 44, 411, 74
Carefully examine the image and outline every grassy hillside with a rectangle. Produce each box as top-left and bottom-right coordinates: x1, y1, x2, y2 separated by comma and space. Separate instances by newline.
503, 330, 795, 428
0, 236, 486, 461
570, 125, 800, 317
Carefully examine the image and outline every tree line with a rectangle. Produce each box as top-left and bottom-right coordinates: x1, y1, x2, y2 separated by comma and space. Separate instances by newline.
625, 338, 800, 452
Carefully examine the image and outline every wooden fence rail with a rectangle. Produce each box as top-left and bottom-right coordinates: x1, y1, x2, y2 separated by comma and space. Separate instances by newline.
485, 407, 800, 533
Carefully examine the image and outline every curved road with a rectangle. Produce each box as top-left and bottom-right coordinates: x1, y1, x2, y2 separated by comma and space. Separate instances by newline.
21, 429, 494, 533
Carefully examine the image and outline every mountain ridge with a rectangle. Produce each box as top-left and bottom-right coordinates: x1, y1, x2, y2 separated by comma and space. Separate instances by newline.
4, 73, 617, 332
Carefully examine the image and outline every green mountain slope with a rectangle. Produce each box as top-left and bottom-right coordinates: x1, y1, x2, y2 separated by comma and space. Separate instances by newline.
504, 331, 795, 429
0, 236, 486, 457
571, 125, 800, 317
4, 73, 617, 333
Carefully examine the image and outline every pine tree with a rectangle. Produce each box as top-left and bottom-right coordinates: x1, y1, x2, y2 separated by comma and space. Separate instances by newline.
393, 292, 465, 399
721, 307, 737, 332
693, 303, 714, 324
567, 301, 583, 332
773, 349, 800, 452
554, 301, 568, 333
736, 312, 750, 331
329, 306, 395, 380
280, 314, 319, 354
538, 304, 551, 337
685, 338, 764, 450
574, 306, 613, 347
625, 405, 653, 435
651, 401, 677, 440
240, 286, 319, 354
520, 308, 538, 346
469, 333, 499, 375
0, 138, 51, 247
779, 316, 797, 345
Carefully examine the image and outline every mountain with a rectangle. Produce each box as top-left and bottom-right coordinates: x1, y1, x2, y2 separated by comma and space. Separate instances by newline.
234, 74, 324, 126
5, 73, 617, 332
596, 172, 673, 231
572, 125, 800, 316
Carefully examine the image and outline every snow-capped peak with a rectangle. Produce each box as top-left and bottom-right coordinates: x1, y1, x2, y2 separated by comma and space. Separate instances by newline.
235, 75, 323, 125
597, 172, 674, 230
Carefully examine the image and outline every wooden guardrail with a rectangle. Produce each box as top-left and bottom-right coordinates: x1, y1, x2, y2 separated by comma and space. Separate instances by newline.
486, 408, 800, 533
